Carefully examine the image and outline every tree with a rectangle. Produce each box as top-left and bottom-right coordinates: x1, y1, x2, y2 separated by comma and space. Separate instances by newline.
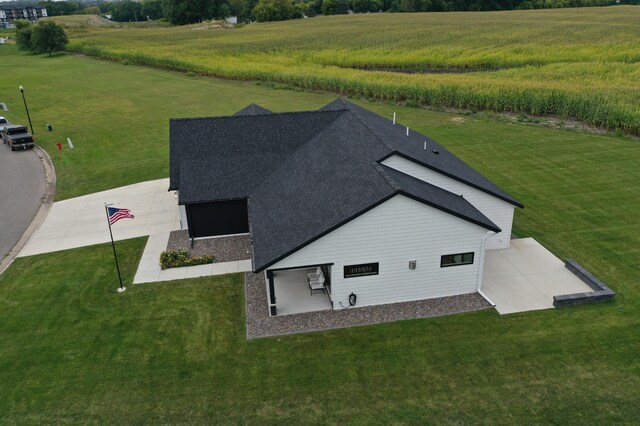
77, 6, 102, 15
142, 0, 165, 19
15, 20, 34, 53
241, 0, 260, 20
163, 0, 204, 24
111, 0, 144, 22
321, 0, 348, 14
253, 0, 294, 21
162, 0, 229, 25
38, 1, 81, 16
31, 21, 69, 56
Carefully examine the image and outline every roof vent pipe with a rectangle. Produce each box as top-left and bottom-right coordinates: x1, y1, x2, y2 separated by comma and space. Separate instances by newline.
424, 141, 427, 150
406, 127, 409, 136
393, 112, 396, 125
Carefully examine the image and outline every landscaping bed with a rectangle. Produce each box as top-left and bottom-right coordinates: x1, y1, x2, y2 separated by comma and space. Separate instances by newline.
245, 271, 491, 339
166, 230, 251, 263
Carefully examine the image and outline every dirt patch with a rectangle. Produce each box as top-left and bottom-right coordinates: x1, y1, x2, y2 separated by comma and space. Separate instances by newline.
191, 20, 234, 30
450, 116, 465, 123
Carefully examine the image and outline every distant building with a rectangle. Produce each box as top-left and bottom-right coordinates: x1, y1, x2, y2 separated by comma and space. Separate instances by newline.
0, 5, 47, 28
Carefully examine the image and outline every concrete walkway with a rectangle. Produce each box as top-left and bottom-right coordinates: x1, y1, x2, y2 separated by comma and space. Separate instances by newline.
133, 232, 252, 284
19, 179, 179, 257
482, 238, 592, 314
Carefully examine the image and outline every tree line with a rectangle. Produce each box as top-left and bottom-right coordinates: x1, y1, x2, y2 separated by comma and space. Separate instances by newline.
30, 0, 638, 24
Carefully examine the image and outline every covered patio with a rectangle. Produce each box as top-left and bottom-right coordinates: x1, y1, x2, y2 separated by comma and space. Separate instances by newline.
268, 267, 333, 316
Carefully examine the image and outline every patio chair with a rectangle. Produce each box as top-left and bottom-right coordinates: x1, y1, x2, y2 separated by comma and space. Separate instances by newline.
307, 267, 326, 295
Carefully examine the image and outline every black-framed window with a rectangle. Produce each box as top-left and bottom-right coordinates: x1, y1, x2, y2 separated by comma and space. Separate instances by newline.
344, 263, 379, 278
440, 252, 474, 267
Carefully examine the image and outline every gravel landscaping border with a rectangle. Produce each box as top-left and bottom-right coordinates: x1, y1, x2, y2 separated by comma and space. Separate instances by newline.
245, 271, 492, 339
167, 230, 251, 263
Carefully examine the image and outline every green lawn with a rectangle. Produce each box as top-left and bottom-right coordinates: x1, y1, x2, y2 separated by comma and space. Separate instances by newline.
0, 239, 638, 423
0, 46, 639, 422
0, 45, 339, 200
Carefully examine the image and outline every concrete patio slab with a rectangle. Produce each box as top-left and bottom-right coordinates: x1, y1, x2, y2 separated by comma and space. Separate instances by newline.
19, 179, 180, 257
273, 269, 333, 316
482, 238, 592, 314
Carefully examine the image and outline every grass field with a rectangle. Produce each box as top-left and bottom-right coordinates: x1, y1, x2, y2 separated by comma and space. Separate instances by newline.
0, 234, 638, 423
0, 45, 339, 200
0, 45, 639, 422
65, 6, 640, 134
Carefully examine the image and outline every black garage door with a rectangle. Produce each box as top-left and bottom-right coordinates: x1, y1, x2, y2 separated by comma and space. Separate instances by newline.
186, 200, 249, 238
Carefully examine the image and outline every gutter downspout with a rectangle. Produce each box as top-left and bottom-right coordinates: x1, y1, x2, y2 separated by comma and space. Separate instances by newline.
477, 231, 496, 307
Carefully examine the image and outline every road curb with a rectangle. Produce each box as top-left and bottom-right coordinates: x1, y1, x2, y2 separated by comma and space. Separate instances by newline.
0, 145, 56, 275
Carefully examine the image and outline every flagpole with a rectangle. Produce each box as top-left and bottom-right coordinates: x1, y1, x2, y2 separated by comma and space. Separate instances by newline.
105, 203, 126, 293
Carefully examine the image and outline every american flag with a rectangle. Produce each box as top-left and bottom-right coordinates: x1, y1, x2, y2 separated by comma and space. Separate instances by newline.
107, 207, 134, 225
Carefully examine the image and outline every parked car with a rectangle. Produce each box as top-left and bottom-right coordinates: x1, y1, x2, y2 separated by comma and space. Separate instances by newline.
2, 124, 35, 151
0, 116, 9, 134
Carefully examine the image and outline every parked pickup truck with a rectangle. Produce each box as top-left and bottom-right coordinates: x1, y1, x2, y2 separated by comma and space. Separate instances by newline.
2, 124, 35, 151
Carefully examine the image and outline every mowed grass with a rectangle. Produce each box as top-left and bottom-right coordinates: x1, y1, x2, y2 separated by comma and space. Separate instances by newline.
0, 45, 338, 200
0, 237, 638, 423
0, 46, 639, 422
66, 7, 640, 134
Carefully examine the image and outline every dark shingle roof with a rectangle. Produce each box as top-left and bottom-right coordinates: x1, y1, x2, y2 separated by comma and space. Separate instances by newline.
169, 109, 344, 198
248, 111, 500, 271
249, 112, 395, 271
377, 165, 500, 233
232, 103, 272, 117
321, 99, 523, 208
170, 100, 521, 272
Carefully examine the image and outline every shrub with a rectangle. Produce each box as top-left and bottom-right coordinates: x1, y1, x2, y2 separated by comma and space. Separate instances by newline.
159, 249, 214, 270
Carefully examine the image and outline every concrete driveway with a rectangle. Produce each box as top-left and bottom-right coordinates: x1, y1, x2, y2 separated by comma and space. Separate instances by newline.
0, 146, 45, 261
482, 238, 592, 314
19, 178, 180, 257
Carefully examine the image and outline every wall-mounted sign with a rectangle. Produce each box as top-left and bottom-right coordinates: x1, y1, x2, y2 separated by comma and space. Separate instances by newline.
344, 263, 379, 278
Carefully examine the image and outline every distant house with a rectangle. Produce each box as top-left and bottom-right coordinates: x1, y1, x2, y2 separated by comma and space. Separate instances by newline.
0, 5, 47, 27
169, 99, 523, 315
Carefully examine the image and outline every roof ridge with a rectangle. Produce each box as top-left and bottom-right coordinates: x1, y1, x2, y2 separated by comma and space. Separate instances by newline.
332, 100, 396, 153
247, 111, 349, 197
372, 163, 401, 192
170, 108, 347, 123
379, 164, 501, 232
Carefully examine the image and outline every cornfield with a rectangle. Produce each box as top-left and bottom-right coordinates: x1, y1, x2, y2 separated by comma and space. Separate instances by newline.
66, 7, 640, 134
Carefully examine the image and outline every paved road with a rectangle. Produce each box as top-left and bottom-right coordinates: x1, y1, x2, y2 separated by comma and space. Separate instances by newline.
0, 144, 45, 262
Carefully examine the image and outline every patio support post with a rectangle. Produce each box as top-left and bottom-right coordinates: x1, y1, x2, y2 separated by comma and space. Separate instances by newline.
267, 270, 277, 316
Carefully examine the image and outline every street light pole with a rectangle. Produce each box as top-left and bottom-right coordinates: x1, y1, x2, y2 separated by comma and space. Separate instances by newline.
19, 85, 34, 135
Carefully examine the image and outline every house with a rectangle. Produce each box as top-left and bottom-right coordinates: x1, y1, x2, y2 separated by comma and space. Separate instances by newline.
0, 5, 47, 27
169, 99, 523, 315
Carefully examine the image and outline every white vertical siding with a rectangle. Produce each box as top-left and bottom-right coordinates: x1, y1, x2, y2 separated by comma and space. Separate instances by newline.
179, 204, 188, 230
382, 155, 515, 249
269, 195, 488, 309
